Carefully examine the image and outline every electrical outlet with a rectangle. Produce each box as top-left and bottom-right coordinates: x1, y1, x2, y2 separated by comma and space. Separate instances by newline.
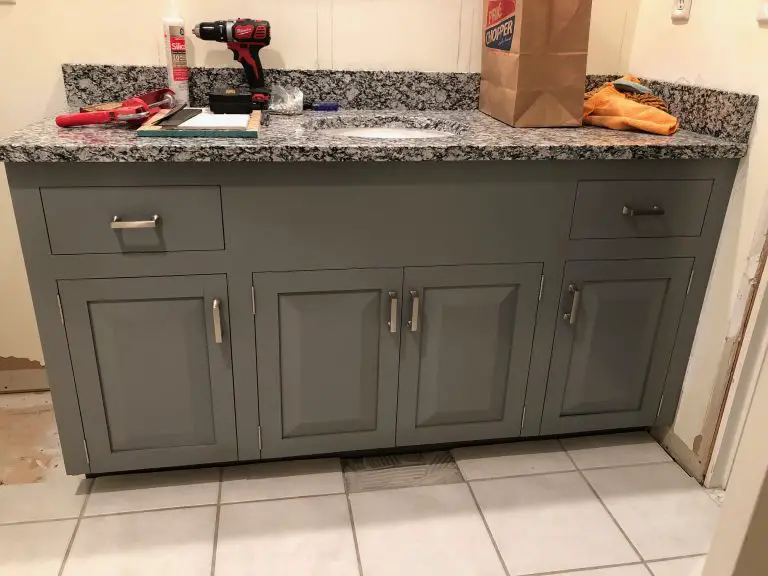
759, 1, 768, 24
671, 0, 693, 23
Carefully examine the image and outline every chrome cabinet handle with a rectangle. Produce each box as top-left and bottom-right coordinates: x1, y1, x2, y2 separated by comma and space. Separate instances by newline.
213, 298, 223, 344
111, 215, 161, 229
408, 290, 421, 333
622, 205, 665, 217
563, 285, 582, 326
388, 291, 398, 334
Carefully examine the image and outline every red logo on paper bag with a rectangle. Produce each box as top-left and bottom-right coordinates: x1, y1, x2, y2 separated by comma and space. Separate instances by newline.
486, 0, 517, 51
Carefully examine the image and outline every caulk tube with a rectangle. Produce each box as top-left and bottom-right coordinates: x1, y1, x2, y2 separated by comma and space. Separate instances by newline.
163, 5, 190, 105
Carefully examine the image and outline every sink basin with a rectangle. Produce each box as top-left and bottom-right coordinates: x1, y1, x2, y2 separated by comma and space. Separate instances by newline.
317, 127, 455, 139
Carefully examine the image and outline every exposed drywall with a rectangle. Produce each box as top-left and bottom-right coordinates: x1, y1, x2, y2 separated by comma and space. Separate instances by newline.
627, 0, 768, 475
0, 0, 637, 363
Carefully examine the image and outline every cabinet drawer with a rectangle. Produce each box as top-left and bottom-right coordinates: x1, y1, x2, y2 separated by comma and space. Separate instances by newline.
41, 186, 224, 254
570, 180, 713, 239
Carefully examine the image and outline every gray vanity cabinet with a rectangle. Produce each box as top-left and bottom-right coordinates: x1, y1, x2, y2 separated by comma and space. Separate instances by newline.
58, 275, 237, 473
540, 259, 694, 435
396, 264, 542, 446
253, 269, 403, 458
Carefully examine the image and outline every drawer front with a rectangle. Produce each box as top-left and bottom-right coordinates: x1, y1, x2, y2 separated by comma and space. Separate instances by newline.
41, 186, 224, 255
570, 180, 713, 239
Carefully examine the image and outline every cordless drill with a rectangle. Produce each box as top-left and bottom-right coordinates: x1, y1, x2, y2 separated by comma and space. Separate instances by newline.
192, 19, 272, 112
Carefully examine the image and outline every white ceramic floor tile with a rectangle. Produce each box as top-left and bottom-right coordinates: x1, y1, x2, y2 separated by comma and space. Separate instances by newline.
471, 472, 638, 575
452, 440, 575, 480
561, 432, 672, 470
62, 506, 216, 576
0, 520, 77, 576
216, 495, 358, 576
0, 475, 89, 524
585, 463, 720, 560
350, 483, 506, 576
85, 467, 219, 516
558, 566, 651, 576
648, 556, 707, 576
221, 458, 344, 504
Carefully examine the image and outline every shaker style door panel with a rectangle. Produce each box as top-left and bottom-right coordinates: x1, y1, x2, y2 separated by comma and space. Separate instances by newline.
58, 275, 237, 473
396, 264, 542, 446
253, 268, 403, 458
541, 259, 693, 434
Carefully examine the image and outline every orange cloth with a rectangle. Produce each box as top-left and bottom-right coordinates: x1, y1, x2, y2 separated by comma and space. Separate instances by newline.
583, 76, 679, 136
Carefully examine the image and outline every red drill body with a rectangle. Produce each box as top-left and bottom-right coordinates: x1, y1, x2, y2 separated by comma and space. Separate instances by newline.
193, 19, 271, 95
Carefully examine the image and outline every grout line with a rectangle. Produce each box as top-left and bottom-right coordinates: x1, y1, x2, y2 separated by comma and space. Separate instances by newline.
558, 439, 645, 564
520, 561, 649, 576
466, 482, 512, 576
345, 493, 365, 576
210, 468, 223, 576
220, 489, 347, 507
467, 468, 579, 484
57, 490, 90, 576
1, 516, 82, 528
79, 502, 218, 520
645, 552, 709, 564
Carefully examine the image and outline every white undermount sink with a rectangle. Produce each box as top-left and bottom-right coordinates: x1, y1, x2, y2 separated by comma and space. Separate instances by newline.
317, 127, 456, 139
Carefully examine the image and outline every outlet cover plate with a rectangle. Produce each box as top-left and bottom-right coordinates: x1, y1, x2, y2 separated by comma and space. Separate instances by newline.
672, 0, 693, 23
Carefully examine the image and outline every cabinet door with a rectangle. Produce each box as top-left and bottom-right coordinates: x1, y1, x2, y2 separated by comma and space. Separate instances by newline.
59, 275, 237, 473
541, 259, 693, 435
396, 264, 542, 446
254, 269, 403, 458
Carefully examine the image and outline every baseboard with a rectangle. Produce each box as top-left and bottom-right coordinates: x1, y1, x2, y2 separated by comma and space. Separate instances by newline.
651, 425, 706, 482
0, 368, 49, 394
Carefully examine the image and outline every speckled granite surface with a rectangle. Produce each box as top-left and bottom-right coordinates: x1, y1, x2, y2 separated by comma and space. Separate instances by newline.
63, 64, 758, 143
0, 110, 746, 163
0, 65, 753, 163
62, 64, 480, 112
587, 75, 758, 144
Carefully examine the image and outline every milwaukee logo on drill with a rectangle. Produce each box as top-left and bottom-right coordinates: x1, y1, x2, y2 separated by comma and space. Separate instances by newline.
485, 0, 516, 52
234, 25, 255, 39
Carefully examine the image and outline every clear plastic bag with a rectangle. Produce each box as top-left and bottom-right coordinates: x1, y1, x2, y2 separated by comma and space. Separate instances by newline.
269, 86, 304, 115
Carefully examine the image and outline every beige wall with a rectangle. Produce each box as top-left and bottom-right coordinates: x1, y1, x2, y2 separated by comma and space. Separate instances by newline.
628, 0, 768, 463
0, 0, 637, 363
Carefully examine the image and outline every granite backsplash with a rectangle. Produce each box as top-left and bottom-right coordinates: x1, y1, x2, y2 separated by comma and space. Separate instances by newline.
63, 64, 758, 145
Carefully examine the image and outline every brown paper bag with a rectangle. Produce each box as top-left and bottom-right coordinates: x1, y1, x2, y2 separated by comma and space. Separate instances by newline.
480, 0, 593, 127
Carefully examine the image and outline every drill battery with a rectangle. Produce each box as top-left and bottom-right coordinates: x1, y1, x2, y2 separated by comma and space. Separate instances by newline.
209, 88, 271, 114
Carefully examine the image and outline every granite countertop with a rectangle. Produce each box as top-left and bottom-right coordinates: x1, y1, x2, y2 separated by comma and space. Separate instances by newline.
0, 110, 747, 163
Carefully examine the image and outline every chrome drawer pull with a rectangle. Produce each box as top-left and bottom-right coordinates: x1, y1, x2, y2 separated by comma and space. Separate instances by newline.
622, 205, 665, 217
408, 290, 421, 333
213, 299, 223, 344
111, 215, 161, 229
388, 291, 398, 334
563, 284, 582, 326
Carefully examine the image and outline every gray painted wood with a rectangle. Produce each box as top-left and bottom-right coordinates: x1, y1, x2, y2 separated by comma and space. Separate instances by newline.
253, 269, 403, 458
58, 275, 237, 473
4, 159, 739, 471
41, 186, 224, 254
571, 180, 713, 239
541, 259, 693, 435
397, 265, 542, 445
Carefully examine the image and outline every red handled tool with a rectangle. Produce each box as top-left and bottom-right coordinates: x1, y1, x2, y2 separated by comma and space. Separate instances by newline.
56, 89, 176, 128
192, 19, 272, 111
